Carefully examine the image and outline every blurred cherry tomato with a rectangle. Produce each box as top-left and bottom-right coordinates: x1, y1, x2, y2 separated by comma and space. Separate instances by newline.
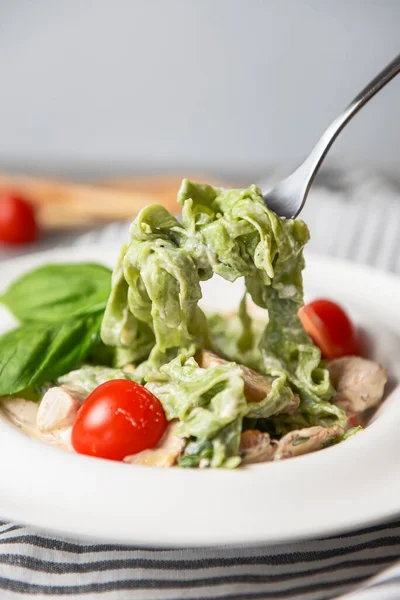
72, 380, 167, 461
299, 299, 360, 360
347, 413, 361, 428
0, 191, 38, 245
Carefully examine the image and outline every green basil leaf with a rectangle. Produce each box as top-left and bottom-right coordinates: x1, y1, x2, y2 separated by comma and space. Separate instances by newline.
0, 313, 103, 395
1, 263, 111, 323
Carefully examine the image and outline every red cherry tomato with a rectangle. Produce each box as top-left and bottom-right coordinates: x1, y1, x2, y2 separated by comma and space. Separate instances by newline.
347, 413, 361, 428
71, 380, 167, 461
299, 299, 360, 360
0, 191, 38, 245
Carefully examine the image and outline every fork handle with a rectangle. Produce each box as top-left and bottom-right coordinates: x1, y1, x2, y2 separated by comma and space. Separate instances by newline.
302, 53, 400, 194
351, 53, 400, 110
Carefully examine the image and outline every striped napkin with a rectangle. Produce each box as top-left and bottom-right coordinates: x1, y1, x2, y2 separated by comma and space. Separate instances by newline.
0, 168, 399, 600
0, 519, 400, 600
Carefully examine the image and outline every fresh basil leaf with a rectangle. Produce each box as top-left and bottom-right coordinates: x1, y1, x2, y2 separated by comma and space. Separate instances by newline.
1, 263, 111, 323
9, 387, 43, 402
86, 340, 116, 367
0, 313, 103, 395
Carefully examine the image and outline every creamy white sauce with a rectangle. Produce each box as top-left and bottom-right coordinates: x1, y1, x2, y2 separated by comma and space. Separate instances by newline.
0, 397, 73, 452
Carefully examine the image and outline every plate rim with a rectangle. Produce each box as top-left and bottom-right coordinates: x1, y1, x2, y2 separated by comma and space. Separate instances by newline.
0, 244, 399, 547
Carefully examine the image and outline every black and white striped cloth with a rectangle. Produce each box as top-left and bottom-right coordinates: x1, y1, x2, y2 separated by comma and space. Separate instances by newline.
1, 520, 400, 599
0, 168, 399, 599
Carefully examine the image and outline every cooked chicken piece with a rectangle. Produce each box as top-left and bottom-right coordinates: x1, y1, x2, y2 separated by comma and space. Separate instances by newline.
240, 430, 276, 464
52, 426, 73, 449
328, 357, 387, 415
37, 386, 85, 433
277, 394, 300, 415
196, 349, 299, 411
196, 350, 270, 402
0, 396, 74, 451
274, 425, 343, 460
41, 425, 74, 452
1, 396, 39, 428
124, 422, 186, 467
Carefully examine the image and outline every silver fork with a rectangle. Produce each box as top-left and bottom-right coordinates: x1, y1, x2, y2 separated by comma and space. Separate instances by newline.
262, 53, 400, 219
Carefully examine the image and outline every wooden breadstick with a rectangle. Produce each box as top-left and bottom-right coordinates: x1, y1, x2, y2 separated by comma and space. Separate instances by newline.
0, 172, 229, 230
0, 173, 184, 229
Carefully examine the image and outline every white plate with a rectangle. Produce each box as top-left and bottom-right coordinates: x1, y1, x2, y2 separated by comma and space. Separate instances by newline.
0, 245, 399, 547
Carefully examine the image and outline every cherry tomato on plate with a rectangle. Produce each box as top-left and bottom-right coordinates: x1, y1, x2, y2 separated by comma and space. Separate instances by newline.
299, 299, 361, 360
346, 413, 362, 428
71, 380, 167, 461
0, 191, 38, 245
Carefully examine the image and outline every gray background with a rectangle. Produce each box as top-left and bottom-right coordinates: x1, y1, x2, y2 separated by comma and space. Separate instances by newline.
0, 0, 399, 179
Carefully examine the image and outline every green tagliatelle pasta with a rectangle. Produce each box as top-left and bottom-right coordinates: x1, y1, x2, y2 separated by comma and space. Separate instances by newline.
101, 180, 346, 467
58, 365, 140, 395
